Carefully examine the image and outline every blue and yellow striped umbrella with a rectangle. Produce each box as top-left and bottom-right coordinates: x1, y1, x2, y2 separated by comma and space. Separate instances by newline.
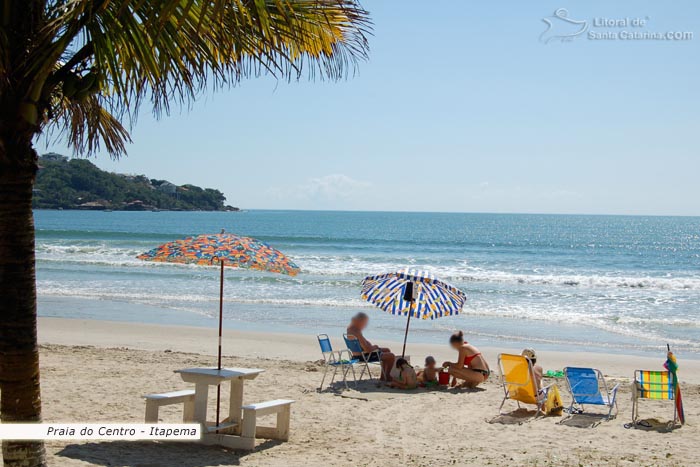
361, 268, 466, 355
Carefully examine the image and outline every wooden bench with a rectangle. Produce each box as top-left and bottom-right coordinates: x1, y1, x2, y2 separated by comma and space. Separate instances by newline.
241, 399, 294, 441
144, 389, 195, 423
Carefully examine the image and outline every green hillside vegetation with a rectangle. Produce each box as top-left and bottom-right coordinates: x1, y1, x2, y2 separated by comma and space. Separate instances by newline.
33, 154, 235, 211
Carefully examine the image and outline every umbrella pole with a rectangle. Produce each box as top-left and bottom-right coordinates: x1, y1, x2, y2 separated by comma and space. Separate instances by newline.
401, 305, 413, 358
216, 261, 224, 431
218, 261, 224, 370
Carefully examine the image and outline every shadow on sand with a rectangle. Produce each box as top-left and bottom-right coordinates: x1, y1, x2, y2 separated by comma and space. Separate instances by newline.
319, 378, 484, 401
623, 418, 682, 433
487, 408, 539, 425
56, 439, 282, 467
558, 413, 611, 429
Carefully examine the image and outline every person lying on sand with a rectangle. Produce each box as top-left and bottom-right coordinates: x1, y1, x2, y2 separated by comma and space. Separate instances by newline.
442, 330, 490, 389
389, 358, 417, 389
347, 312, 395, 382
417, 356, 439, 385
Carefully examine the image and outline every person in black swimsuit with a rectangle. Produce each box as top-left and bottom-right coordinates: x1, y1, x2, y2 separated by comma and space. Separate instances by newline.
442, 330, 490, 388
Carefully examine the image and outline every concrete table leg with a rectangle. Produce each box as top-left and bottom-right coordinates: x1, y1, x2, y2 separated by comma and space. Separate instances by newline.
193, 382, 209, 424
229, 379, 244, 434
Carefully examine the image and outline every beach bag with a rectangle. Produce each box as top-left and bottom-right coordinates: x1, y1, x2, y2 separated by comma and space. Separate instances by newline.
543, 384, 564, 416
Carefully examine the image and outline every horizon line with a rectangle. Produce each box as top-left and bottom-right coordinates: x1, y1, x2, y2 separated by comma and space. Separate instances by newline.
33, 207, 700, 218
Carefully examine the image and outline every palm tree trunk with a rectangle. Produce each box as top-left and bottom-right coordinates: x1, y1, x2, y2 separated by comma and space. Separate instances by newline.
0, 143, 47, 467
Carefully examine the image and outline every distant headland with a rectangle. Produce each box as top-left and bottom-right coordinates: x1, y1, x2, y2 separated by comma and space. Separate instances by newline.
33, 153, 239, 211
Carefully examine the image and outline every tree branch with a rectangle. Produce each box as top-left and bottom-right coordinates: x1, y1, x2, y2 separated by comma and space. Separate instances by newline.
51, 41, 95, 82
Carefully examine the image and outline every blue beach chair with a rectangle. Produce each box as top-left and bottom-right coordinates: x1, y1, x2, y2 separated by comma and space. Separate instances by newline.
317, 334, 358, 390
343, 334, 384, 381
564, 367, 619, 420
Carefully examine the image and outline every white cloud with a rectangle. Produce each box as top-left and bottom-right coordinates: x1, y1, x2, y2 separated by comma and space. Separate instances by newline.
266, 174, 371, 207
301, 174, 370, 201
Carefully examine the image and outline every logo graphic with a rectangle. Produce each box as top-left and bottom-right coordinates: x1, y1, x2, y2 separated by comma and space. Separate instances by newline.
540, 8, 588, 43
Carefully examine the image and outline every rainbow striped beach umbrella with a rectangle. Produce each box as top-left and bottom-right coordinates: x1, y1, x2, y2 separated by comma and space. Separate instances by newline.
137, 231, 300, 428
361, 268, 467, 356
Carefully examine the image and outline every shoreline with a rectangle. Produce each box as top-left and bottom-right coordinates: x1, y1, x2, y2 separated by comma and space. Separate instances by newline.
38, 294, 699, 359
38, 317, 700, 384
35, 210, 700, 360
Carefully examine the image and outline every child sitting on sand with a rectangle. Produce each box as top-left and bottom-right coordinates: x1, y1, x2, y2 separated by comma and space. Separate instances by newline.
389, 358, 418, 389
417, 356, 439, 385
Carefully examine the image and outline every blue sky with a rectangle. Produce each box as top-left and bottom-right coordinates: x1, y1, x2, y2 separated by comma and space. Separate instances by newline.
42, 1, 699, 215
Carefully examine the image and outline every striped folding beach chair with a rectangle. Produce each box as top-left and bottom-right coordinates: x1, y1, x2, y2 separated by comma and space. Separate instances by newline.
632, 370, 678, 424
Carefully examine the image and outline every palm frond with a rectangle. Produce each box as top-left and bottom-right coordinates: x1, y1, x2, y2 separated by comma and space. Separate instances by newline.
50, 93, 132, 157
27, 0, 371, 158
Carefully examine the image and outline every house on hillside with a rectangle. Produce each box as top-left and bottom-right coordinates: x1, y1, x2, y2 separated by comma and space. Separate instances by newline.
124, 200, 151, 211
42, 152, 68, 162
156, 181, 178, 195
78, 201, 107, 210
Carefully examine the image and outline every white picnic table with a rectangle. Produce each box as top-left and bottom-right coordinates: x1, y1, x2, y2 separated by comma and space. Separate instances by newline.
175, 367, 264, 449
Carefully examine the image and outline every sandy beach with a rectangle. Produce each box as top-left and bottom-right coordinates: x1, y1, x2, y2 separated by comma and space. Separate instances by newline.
26, 317, 699, 467
3, 1, 698, 466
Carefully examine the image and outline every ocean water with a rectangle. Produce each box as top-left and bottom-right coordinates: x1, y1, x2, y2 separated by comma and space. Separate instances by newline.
34, 210, 700, 357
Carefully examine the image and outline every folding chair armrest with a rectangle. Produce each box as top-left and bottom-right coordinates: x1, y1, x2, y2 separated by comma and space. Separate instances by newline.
337, 349, 355, 361
354, 348, 380, 361
537, 383, 555, 402
609, 383, 620, 399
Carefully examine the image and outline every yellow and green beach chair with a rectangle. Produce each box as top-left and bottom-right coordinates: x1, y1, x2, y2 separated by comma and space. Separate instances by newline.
632, 370, 679, 425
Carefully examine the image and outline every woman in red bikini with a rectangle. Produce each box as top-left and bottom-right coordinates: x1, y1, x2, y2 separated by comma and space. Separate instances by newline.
442, 330, 490, 388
